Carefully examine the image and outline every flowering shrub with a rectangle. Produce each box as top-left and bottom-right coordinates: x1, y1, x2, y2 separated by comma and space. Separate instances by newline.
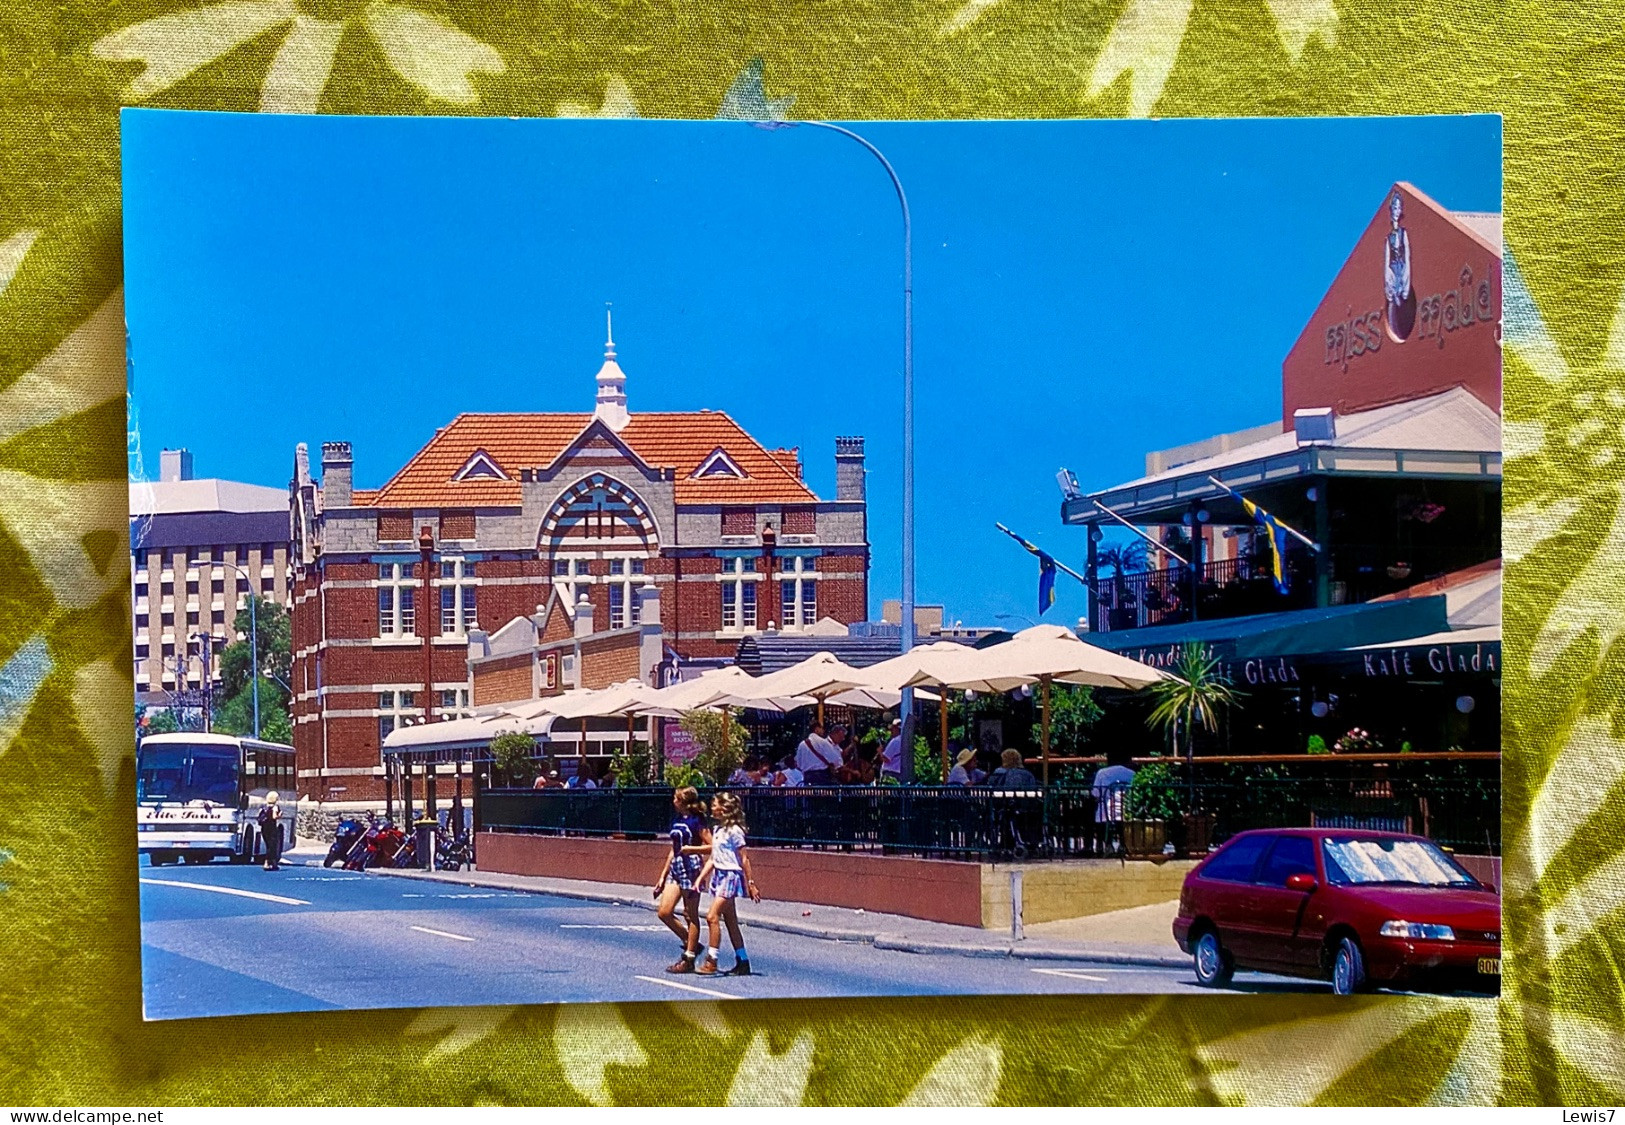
1333, 727, 1382, 754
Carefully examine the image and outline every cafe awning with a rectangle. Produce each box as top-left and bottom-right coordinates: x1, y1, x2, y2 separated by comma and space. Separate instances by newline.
1087, 595, 1450, 665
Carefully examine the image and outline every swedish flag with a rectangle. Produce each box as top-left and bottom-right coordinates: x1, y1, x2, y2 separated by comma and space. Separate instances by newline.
1007, 528, 1059, 615
1242, 496, 1291, 595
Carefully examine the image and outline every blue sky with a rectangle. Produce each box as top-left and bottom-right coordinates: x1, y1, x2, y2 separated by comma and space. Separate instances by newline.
123, 111, 1500, 627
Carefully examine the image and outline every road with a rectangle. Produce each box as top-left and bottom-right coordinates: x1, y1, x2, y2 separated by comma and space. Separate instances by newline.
138, 858, 1319, 1019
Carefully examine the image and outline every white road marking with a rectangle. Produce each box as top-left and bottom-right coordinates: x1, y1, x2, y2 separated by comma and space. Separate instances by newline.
1030, 967, 1111, 983
633, 975, 740, 1000
561, 924, 668, 932
409, 925, 476, 942
138, 878, 310, 906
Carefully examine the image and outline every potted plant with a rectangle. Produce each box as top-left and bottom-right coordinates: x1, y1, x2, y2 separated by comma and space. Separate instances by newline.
489, 731, 538, 788
1143, 644, 1241, 854
1123, 759, 1180, 857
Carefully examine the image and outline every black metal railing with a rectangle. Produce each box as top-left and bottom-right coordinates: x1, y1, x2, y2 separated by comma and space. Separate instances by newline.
1092, 542, 1495, 633
478, 772, 1498, 859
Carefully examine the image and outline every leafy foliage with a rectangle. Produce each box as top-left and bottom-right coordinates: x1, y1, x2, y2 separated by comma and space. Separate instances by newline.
1028, 683, 1102, 756
211, 597, 292, 741
608, 739, 656, 787
661, 761, 706, 791
1124, 759, 1183, 821
1145, 644, 1242, 758
490, 731, 539, 786
911, 733, 940, 784
678, 709, 743, 785
1306, 733, 1330, 755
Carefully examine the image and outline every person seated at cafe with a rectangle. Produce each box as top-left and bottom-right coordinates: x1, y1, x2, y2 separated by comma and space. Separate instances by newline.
836, 734, 877, 785
728, 756, 761, 787
946, 747, 977, 786
988, 748, 1040, 791
774, 755, 805, 787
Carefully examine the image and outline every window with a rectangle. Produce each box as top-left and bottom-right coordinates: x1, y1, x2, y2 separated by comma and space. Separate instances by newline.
607, 557, 649, 628
440, 688, 472, 718
135, 613, 148, 631
552, 556, 590, 607
211, 578, 224, 594
135, 643, 149, 659
186, 579, 199, 595
211, 609, 225, 626
377, 689, 418, 742
719, 557, 757, 632
778, 555, 818, 627
134, 581, 148, 599
437, 558, 478, 635
376, 563, 416, 637
1199, 834, 1272, 883
1257, 836, 1317, 886
186, 609, 198, 626
161, 611, 174, 628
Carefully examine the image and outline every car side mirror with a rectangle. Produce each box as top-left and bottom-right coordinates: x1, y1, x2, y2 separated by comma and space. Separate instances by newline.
1285, 872, 1318, 892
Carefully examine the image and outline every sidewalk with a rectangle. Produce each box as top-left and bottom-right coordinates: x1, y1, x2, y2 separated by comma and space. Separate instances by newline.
313, 855, 1188, 968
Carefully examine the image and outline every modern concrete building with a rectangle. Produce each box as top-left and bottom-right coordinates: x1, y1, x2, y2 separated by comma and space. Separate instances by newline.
289, 323, 871, 800
130, 448, 293, 707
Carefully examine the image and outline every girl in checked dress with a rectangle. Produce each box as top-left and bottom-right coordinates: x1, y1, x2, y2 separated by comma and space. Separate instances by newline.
693, 792, 760, 976
653, 786, 710, 974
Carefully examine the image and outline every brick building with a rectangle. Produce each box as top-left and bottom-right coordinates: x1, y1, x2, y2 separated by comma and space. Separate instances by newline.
289, 325, 870, 799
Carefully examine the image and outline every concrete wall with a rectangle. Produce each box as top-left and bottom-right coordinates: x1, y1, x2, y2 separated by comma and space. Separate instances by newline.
978, 859, 1200, 928
478, 832, 986, 927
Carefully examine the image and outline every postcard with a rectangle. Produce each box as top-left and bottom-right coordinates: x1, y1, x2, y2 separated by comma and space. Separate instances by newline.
125, 110, 1501, 1019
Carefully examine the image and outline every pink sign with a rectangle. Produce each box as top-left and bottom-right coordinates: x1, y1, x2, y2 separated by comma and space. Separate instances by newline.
662, 722, 702, 764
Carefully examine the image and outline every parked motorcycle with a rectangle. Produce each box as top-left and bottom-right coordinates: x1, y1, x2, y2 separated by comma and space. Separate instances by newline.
324, 815, 368, 868
344, 816, 402, 870
436, 831, 472, 871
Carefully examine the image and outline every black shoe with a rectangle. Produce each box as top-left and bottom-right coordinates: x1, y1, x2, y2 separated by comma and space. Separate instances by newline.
728, 961, 752, 976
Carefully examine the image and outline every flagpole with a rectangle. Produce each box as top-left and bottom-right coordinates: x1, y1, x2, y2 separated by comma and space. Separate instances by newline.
1206, 476, 1319, 551
993, 523, 1092, 586
1088, 502, 1190, 566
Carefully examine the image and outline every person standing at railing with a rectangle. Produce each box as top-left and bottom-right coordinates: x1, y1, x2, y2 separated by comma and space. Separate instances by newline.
795, 721, 841, 786
1091, 748, 1137, 857
880, 719, 905, 784
654, 786, 711, 975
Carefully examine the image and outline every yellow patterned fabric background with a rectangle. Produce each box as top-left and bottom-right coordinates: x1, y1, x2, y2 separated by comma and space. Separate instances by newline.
0, 0, 1621, 1106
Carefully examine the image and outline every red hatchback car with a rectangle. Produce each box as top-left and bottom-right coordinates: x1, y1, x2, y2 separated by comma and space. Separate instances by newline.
1172, 828, 1501, 995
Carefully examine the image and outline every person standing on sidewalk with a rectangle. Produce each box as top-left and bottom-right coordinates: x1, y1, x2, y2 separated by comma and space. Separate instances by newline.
654, 786, 710, 974
693, 792, 760, 976
257, 791, 284, 871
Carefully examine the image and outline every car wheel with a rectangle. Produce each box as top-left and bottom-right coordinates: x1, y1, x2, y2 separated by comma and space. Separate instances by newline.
1332, 936, 1368, 995
1193, 930, 1234, 987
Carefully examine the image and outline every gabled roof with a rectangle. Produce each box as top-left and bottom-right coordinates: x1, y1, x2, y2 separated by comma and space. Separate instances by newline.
361, 411, 819, 508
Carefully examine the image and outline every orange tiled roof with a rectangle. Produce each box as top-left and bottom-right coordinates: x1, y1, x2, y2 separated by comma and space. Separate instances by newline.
364, 412, 820, 508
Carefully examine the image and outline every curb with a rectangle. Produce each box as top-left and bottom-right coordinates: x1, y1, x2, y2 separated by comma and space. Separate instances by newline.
356, 863, 1188, 968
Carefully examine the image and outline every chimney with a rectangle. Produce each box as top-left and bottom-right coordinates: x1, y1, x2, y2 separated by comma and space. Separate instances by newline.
575, 592, 595, 638
835, 436, 866, 502
321, 441, 353, 508
160, 448, 193, 482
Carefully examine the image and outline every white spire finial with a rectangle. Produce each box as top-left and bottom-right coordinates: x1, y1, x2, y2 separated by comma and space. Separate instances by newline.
594, 303, 630, 431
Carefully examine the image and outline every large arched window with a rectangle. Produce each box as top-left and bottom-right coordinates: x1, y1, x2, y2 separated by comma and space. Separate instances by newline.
538, 475, 658, 627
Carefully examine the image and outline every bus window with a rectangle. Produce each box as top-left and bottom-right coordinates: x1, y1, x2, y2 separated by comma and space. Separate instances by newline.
136, 745, 186, 801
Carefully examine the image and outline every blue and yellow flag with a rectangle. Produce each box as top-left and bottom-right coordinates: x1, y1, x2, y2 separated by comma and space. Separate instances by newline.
1242, 496, 1292, 595
1038, 554, 1057, 615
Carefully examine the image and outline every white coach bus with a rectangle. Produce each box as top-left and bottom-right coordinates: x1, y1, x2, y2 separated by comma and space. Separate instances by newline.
136, 732, 298, 865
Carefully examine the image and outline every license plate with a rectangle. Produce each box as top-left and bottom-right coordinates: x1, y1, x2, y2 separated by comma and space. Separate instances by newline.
1478, 957, 1500, 975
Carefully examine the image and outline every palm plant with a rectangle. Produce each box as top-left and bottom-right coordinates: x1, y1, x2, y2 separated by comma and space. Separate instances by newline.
1145, 644, 1243, 762
1097, 540, 1149, 611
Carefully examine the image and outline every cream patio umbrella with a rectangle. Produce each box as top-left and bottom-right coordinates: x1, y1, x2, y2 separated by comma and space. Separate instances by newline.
851, 641, 984, 780
710, 651, 873, 725
899, 625, 1169, 782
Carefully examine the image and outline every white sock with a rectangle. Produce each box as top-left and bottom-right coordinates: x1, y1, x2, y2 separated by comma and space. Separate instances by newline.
707, 947, 719, 961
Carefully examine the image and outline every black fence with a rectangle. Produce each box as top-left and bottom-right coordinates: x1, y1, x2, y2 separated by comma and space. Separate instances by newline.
478, 773, 1498, 860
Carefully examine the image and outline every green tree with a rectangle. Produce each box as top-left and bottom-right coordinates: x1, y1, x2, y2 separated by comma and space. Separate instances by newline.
138, 705, 179, 736
490, 731, 539, 786
1145, 644, 1243, 761
678, 709, 743, 786
1028, 684, 1103, 757
212, 597, 292, 740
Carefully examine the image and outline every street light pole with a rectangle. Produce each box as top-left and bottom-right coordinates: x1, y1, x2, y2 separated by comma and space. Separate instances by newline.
756, 119, 916, 778
219, 561, 259, 739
